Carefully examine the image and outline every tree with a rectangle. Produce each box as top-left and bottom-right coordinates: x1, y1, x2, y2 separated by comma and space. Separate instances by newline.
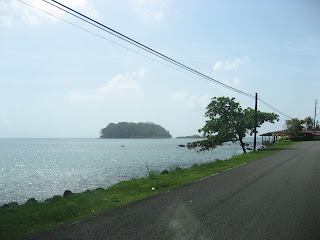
304, 116, 314, 131
285, 118, 305, 137
188, 97, 279, 153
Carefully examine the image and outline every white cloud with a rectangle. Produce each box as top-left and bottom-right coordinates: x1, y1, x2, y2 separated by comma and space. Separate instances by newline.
69, 70, 144, 103
171, 92, 211, 110
213, 57, 249, 71
133, 0, 173, 22
98, 72, 143, 97
0, 0, 97, 26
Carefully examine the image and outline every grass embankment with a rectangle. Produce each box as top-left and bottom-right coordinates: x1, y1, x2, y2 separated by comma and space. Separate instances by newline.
0, 141, 298, 240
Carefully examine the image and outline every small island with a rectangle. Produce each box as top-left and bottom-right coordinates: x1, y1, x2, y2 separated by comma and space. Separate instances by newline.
100, 122, 172, 139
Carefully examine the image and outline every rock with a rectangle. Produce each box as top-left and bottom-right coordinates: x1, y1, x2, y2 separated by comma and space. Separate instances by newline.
63, 190, 74, 198
178, 145, 186, 147
3, 202, 19, 208
9, 202, 19, 208
45, 198, 52, 202
1, 204, 10, 209
25, 198, 38, 205
161, 169, 169, 175
53, 195, 62, 199
96, 187, 104, 191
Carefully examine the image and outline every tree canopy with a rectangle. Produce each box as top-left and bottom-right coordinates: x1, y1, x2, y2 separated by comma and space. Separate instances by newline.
188, 97, 279, 153
100, 122, 172, 139
285, 118, 305, 137
304, 116, 313, 131
304, 116, 319, 131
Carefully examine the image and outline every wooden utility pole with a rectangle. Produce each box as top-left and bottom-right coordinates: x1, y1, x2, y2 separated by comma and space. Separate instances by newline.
254, 93, 258, 151
314, 100, 318, 130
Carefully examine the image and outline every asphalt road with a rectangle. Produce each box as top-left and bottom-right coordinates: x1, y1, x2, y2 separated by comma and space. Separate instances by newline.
24, 141, 320, 240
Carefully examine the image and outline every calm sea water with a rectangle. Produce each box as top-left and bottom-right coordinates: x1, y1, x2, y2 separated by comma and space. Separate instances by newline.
0, 138, 262, 205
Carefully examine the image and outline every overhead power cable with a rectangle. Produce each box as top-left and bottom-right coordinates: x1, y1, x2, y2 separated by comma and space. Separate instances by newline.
258, 98, 293, 119
17, 0, 293, 119
16, 0, 235, 89
41, 0, 255, 99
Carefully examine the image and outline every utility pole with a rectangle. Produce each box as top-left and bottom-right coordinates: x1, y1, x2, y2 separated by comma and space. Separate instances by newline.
254, 93, 258, 151
314, 100, 318, 130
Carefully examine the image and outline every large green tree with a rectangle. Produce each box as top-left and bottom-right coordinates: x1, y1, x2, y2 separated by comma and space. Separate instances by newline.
285, 118, 305, 136
188, 97, 279, 153
304, 116, 314, 131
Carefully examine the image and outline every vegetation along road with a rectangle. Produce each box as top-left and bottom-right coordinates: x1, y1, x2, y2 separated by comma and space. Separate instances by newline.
24, 141, 320, 240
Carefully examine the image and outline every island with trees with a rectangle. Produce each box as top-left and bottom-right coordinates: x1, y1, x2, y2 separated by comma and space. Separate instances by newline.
100, 122, 172, 139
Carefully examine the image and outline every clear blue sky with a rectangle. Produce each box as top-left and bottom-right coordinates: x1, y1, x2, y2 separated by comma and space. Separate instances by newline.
1, 0, 319, 138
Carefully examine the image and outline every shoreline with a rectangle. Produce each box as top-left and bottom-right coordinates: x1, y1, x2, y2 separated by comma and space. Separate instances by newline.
0, 141, 299, 240
1, 139, 259, 206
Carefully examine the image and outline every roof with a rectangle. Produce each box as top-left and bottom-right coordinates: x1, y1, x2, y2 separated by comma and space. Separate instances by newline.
260, 130, 320, 137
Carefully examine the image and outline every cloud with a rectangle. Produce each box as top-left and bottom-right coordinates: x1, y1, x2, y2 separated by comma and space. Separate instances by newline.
98, 72, 143, 97
0, 0, 97, 26
171, 91, 211, 110
213, 57, 249, 71
69, 70, 144, 103
132, 0, 173, 22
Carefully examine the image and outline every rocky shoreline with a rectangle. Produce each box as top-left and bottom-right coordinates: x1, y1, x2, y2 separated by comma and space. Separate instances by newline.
0, 189, 100, 209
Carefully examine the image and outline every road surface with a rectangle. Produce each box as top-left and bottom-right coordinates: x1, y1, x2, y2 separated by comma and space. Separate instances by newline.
24, 141, 320, 240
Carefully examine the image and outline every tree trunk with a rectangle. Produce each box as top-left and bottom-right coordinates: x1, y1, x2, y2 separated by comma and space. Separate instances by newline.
239, 138, 247, 153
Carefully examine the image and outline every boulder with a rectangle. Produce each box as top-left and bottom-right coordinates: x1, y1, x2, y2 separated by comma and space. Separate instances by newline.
178, 145, 186, 147
63, 190, 74, 198
9, 202, 19, 208
1, 204, 10, 209
53, 195, 62, 199
161, 170, 169, 175
2, 202, 19, 208
25, 198, 38, 205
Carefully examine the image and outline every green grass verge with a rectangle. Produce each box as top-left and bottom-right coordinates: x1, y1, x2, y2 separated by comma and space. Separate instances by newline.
0, 141, 299, 240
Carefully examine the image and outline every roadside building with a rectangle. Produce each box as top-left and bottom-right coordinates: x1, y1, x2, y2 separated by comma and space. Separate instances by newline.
261, 130, 320, 143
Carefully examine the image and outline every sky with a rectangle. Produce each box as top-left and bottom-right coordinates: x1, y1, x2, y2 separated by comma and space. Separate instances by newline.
0, 0, 319, 138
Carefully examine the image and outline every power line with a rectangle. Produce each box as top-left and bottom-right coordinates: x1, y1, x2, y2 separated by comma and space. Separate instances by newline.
42, 0, 255, 98
258, 98, 293, 119
16, 0, 236, 90
17, 0, 292, 119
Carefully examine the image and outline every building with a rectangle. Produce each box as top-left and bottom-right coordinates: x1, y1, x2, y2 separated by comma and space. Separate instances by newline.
260, 130, 320, 143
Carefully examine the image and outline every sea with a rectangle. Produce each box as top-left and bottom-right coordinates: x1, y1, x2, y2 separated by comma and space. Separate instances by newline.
0, 138, 262, 205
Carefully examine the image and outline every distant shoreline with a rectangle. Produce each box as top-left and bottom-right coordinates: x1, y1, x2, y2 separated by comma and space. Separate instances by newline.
99, 137, 172, 139
176, 135, 206, 139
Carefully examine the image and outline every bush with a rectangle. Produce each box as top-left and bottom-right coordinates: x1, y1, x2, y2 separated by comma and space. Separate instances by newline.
277, 136, 290, 142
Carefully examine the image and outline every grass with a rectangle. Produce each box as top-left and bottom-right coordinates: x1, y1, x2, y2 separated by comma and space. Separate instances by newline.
0, 141, 299, 240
